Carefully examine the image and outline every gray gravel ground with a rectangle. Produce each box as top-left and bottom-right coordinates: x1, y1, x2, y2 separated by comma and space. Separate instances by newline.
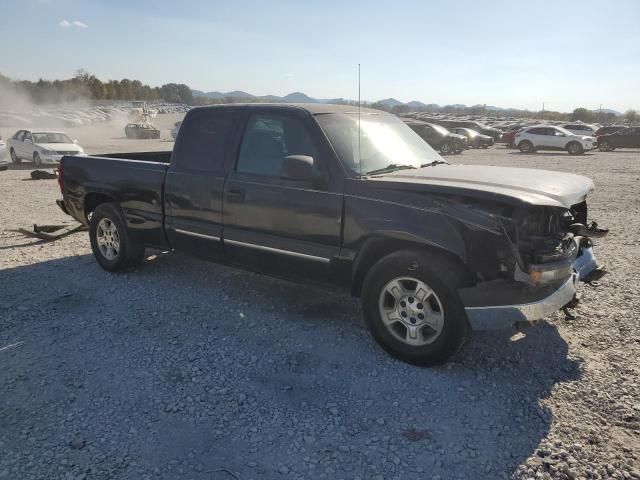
1, 144, 639, 480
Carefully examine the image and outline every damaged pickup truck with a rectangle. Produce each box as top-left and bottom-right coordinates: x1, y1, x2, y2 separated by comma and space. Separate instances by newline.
56, 104, 606, 365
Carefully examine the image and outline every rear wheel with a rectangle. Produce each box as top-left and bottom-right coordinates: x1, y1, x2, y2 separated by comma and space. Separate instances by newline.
10, 148, 21, 164
33, 152, 42, 167
519, 140, 534, 153
89, 202, 145, 272
440, 142, 452, 155
598, 141, 611, 152
361, 250, 471, 366
567, 141, 583, 155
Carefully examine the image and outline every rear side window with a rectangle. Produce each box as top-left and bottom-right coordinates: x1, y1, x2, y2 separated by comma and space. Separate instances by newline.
177, 109, 239, 173
527, 127, 545, 135
236, 113, 319, 177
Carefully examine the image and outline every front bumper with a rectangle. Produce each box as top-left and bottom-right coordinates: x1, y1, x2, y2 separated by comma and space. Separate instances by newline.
462, 243, 598, 330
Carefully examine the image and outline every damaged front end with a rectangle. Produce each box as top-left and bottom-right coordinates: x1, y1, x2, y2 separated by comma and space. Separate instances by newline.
459, 200, 607, 330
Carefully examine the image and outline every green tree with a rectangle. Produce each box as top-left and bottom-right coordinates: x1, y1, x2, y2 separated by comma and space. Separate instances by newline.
570, 107, 596, 122
625, 109, 637, 123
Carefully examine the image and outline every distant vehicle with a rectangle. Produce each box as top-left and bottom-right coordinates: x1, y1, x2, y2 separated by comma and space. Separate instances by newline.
434, 120, 502, 141
7, 130, 86, 165
515, 125, 596, 154
500, 127, 523, 148
125, 123, 161, 139
0, 135, 8, 170
449, 127, 494, 148
597, 126, 640, 151
561, 123, 598, 137
171, 120, 182, 140
403, 119, 467, 154
594, 125, 626, 136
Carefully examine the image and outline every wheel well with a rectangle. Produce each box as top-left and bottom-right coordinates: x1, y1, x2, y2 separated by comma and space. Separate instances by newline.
350, 237, 472, 297
84, 193, 115, 220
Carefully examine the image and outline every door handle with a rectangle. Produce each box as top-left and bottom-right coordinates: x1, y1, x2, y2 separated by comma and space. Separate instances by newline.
228, 189, 246, 202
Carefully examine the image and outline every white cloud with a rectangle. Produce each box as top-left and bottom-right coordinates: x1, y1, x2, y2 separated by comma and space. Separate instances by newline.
58, 19, 88, 29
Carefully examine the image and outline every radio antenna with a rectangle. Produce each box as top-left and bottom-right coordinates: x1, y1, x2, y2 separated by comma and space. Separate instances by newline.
358, 63, 361, 176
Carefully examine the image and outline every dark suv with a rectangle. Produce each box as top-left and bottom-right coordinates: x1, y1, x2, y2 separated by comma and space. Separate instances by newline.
403, 119, 467, 154
597, 126, 640, 151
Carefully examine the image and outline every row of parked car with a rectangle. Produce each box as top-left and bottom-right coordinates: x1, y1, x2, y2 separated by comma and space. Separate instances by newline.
400, 117, 496, 155
501, 123, 640, 154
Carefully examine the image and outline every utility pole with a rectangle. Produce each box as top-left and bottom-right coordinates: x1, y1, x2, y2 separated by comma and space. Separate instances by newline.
542, 102, 545, 120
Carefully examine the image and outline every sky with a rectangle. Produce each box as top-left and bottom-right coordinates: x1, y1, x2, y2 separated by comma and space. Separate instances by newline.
0, 0, 638, 113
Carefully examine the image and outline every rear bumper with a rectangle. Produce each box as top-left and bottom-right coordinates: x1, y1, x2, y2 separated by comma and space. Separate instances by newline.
56, 199, 70, 215
462, 244, 598, 330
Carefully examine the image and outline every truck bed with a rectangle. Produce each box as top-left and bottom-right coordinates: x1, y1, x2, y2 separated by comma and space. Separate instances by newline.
61, 153, 170, 248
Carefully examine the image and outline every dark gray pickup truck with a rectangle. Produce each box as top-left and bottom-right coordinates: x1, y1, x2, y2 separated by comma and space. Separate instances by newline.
57, 103, 605, 365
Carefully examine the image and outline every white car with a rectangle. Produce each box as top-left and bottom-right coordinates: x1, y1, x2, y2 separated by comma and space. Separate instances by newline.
561, 123, 598, 137
0, 136, 8, 170
7, 130, 86, 166
515, 125, 597, 155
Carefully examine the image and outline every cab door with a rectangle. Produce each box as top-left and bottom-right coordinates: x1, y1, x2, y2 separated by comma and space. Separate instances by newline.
164, 107, 243, 258
222, 108, 342, 284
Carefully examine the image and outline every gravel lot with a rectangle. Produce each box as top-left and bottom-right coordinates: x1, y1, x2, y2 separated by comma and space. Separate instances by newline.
1, 136, 639, 479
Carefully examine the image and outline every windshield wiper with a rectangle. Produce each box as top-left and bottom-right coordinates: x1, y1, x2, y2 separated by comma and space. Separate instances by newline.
365, 164, 417, 175
420, 160, 448, 168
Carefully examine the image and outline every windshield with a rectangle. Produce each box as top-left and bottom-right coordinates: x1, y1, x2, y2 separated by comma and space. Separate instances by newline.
431, 124, 450, 135
33, 132, 73, 144
315, 113, 445, 175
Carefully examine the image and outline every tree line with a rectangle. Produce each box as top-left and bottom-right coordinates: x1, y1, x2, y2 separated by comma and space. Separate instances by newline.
0, 70, 193, 105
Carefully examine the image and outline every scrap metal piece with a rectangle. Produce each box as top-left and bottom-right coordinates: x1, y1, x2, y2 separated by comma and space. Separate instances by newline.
30, 170, 57, 180
18, 222, 86, 241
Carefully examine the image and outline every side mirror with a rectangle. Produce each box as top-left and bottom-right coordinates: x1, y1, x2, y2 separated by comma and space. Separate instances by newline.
73, 139, 79, 144
280, 155, 315, 181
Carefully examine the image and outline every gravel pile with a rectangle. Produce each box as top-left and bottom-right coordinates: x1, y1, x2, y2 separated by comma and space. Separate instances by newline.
1, 146, 639, 479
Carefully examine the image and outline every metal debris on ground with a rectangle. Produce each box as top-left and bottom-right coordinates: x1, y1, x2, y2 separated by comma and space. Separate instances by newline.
30, 170, 57, 180
18, 222, 86, 241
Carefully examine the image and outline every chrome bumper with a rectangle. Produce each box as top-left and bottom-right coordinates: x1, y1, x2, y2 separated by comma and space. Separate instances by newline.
464, 244, 598, 330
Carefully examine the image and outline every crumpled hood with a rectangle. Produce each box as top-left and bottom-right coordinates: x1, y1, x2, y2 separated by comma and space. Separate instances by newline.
375, 164, 594, 208
37, 142, 82, 152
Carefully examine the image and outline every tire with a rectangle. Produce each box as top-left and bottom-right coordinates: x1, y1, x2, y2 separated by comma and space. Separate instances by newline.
361, 249, 471, 366
439, 142, 452, 155
89, 202, 145, 272
598, 141, 611, 152
10, 148, 21, 164
33, 152, 41, 167
566, 141, 583, 155
518, 140, 534, 153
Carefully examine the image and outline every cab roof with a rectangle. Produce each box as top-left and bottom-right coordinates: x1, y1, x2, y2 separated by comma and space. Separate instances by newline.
192, 103, 388, 116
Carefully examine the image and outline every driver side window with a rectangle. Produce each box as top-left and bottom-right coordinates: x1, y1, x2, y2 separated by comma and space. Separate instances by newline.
237, 113, 319, 177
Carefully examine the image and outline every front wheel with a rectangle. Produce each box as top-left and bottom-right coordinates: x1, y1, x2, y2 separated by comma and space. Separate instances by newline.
361, 250, 471, 366
89, 202, 145, 272
10, 148, 21, 164
567, 142, 583, 155
33, 152, 42, 166
598, 141, 611, 152
439, 142, 452, 155
519, 140, 534, 153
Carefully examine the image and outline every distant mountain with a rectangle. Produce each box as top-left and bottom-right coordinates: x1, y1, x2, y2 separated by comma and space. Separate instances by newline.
281, 92, 319, 103
592, 108, 622, 116
225, 90, 255, 99
376, 98, 403, 107
406, 100, 429, 108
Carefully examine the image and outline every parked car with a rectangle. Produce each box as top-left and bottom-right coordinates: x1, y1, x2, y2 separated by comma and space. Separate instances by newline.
594, 125, 626, 136
57, 104, 604, 366
7, 130, 86, 165
597, 126, 640, 151
561, 123, 598, 137
500, 127, 523, 148
125, 123, 161, 139
434, 120, 502, 141
515, 125, 597, 154
403, 119, 467, 154
449, 127, 494, 148
171, 120, 182, 140
0, 135, 8, 171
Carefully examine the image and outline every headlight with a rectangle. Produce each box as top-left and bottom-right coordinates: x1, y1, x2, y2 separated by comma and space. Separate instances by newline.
40, 149, 56, 157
